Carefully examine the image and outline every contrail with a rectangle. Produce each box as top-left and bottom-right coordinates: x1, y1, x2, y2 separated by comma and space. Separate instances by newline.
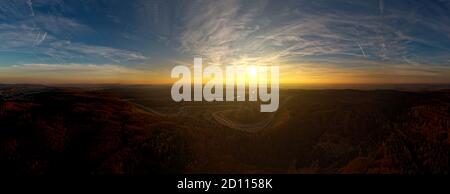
358, 43, 367, 58
33, 32, 47, 46
354, 28, 367, 58
36, 32, 47, 45
26, 0, 35, 16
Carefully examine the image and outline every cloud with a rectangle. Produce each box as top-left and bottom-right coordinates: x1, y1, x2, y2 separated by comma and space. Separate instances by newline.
0, 0, 31, 19
178, 0, 267, 65
1, 0, 449, 84
175, 0, 450, 68
0, 1, 147, 64
33, 31, 47, 46
47, 41, 148, 63
31, 15, 93, 37
0, 22, 147, 64
8, 63, 135, 73
177, 1, 370, 65
282, 59, 450, 84
26, 0, 35, 16
0, 63, 155, 84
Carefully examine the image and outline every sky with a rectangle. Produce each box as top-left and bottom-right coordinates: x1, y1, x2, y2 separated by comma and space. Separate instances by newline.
0, 0, 449, 85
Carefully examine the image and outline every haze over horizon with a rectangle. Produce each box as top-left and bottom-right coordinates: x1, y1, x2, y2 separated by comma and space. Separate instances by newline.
0, 0, 449, 85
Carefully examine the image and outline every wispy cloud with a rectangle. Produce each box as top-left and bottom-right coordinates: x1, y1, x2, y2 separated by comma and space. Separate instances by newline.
0, 20, 147, 64
33, 31, 47, 46
178, 0, 267, 65
0, 0, 147, 65
0, 63, 156, 84
9, 63, 131, 72
0, 0, 449, 84
175, 0, 450, 68
283, 59, 450, 84
47, 41, 148, 63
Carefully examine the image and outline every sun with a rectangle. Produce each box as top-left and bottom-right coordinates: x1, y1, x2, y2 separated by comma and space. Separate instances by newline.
247, 66, 258, 79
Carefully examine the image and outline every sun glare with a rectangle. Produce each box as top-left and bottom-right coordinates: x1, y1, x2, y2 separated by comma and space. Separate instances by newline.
248, 66, 258, 79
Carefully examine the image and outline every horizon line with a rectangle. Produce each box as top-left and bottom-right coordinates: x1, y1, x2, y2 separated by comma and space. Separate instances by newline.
1, 82, 450, 91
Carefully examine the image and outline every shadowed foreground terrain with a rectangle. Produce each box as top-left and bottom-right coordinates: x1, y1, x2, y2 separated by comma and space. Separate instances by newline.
0, 85, 448, 174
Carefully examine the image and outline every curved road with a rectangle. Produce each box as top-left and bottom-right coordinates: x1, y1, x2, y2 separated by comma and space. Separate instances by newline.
124, 95, 295, 133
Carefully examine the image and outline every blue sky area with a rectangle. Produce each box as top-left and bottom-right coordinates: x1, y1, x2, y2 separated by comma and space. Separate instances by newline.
0, 0, 449, 84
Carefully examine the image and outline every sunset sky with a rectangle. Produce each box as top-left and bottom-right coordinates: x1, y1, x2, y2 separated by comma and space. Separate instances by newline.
0, 0, 449, 85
